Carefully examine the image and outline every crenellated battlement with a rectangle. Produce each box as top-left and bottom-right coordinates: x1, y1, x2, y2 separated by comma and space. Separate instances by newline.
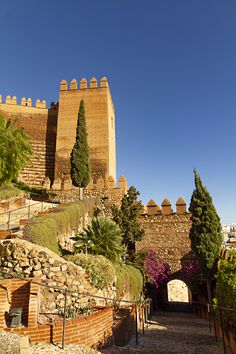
0, 95, 49, 109
143, 197, 189, 215
60, 76, 109, 91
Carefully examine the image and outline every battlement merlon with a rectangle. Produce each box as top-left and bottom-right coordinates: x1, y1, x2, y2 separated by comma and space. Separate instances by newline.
0, 95, 58, 111
59, 77, 115, 113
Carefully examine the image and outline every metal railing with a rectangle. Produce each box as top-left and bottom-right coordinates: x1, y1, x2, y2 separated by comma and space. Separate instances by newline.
0, 270, 153, 349
192, 300, 236, 354
0, 199, 57, 230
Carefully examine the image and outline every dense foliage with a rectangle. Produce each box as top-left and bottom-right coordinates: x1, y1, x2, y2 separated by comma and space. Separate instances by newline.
215, 250, 236, 333
70, 100, 91, 187
73, 216, 126, 261
24, 199, 95, 255
111, 186, 144, 258
189, 170, 221, 301
66, 253, 115, 289
113, 263, 143, 301
0, 115, 32, 185
144, 250, 170, 288
67, 254, 143, 300
0, 184, 23, 200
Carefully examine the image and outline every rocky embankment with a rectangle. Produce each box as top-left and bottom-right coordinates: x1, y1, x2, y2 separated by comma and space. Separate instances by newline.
0, 239, 115, 312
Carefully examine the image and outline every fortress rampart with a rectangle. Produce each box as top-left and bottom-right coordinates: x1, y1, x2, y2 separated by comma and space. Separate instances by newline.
137, 197, 193, 273
0, 96, 58, 185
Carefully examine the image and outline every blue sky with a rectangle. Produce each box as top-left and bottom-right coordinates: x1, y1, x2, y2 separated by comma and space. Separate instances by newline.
0, 1, 236, 224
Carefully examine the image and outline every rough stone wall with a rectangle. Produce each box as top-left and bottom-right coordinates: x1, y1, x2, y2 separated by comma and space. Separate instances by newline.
0, 239, 115, 313
55, 77, 116, 183
137, 213, 193, 273
0, 100, 57, 186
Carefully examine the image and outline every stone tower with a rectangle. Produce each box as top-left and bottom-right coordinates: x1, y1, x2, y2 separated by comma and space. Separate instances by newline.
55, 77, 116, 184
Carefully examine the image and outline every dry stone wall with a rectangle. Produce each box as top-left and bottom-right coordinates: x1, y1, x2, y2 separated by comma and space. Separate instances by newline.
0, 239, 115, 313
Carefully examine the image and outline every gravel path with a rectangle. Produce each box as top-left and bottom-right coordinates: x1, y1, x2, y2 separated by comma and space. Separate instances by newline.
102, 311, 233, 354
30, 343, 101, 354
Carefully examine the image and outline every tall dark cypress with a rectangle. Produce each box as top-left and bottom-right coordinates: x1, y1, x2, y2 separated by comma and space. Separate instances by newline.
189, 170, 221, 302
70, 100, 91, 187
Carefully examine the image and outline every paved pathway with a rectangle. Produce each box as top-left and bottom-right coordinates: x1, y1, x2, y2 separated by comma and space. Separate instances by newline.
102, 311, 232, 354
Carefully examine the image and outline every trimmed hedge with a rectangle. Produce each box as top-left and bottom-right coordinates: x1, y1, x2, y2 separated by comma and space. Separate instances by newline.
24, 199, 95, 255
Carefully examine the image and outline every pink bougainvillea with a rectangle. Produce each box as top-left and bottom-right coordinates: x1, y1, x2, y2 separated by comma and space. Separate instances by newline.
144, 250, 170, 288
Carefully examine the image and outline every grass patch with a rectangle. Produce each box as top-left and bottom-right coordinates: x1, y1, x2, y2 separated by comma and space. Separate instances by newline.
0, 184, 24, 200
24, 199, 95, 256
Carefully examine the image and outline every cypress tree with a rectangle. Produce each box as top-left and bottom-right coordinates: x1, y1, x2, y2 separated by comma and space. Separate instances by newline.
111, 186, 144, 259
70, 100, 91, 187
189, 170, 221, 302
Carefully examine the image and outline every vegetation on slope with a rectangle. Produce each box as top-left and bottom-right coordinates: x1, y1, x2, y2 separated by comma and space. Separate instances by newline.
24, 199, 95, 255
0, 184, 24, 200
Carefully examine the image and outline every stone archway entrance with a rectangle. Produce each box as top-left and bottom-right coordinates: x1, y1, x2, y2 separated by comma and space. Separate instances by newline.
167, 279, 189, 303
166, 279, 192, 312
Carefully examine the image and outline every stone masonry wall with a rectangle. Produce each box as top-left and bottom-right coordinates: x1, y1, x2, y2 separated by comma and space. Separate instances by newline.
0, 100, 57, 186
55, 77, 116, 183
0, 239, 115, 314
137, 211, 193, 274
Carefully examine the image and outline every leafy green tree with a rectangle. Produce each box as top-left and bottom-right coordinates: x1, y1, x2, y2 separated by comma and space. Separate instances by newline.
0, 115, 32, 186
111, 186, 144, 258
73, 216, 126, 262
70, 100, 91, 187
189, 170, 222, 302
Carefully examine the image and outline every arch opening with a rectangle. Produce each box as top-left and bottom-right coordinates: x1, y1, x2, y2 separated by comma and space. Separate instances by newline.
167, 279, 189, 303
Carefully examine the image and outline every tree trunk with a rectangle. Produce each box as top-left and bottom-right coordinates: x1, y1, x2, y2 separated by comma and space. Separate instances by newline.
79, 187, 83, 200
206, 278, 212, 304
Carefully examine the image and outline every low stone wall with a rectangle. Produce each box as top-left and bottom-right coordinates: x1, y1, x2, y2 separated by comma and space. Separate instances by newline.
48, 188, 126, 215
0, 239, 115, 313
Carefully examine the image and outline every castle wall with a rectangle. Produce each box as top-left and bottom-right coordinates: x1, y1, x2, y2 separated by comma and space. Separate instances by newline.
55, 77, 116, 184
0, 99, 58, 186
136, 199, 193, 274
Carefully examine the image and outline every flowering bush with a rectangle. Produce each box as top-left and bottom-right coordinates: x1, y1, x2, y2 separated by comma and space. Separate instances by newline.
144, 250, 170, 288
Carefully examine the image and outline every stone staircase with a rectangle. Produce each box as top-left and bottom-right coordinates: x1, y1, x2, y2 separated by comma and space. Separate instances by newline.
21, 140, 55, 186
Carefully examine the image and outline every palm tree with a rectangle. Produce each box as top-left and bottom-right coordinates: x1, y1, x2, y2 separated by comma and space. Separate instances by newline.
74, 216, 126, 262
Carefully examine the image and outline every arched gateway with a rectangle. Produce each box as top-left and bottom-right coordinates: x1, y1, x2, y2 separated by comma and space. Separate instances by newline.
136, 197, 195, 310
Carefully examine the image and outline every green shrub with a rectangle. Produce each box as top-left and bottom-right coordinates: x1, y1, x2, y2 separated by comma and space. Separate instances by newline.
215, 249, 236, 333
0, 184, 23, 200
114, 263, 143, 301
13, 180, 43, 195
24, 199, 95, 256
74, 216, 125, 261
66, 253, 115, 289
